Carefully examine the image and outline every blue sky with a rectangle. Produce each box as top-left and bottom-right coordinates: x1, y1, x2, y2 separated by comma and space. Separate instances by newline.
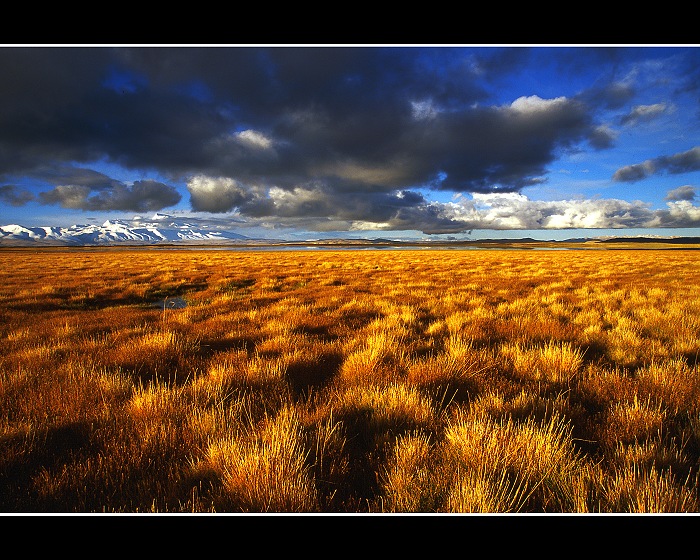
1, 45, 699, 240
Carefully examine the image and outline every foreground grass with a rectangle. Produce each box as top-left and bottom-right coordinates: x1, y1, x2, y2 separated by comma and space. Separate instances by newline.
1, 247, 699, 513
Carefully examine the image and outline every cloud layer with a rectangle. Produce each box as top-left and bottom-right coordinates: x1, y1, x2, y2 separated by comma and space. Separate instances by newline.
1, 46, 699, 234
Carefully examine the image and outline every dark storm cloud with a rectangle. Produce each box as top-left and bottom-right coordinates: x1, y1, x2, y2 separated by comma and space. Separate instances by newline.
0, 46, 601, 196
38, 180, 181, 212
256, 188, 470, 235
30, 165, 124, 189
401, 94, 594, 193
116, 46, 494, 119
0, 185, 34, 206
665, 185, 696, 201
0, 48, 111, 118
613, 147, 700, 182
8, 162, 183, 212
0, 47, 231, 182
242, 184, 429, 223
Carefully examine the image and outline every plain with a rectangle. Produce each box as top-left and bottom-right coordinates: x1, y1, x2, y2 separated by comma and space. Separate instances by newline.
1, 246, 699, 513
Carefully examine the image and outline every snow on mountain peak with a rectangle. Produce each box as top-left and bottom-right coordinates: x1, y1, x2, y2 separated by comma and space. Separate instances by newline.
2, 224, 29, 233
0, 220, 250, 245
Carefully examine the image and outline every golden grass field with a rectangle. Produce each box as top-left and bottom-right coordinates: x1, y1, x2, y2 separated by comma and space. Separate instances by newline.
1, 246, 700, 513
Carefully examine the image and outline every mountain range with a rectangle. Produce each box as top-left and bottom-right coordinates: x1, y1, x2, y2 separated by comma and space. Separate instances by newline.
1, 216, 699, 247
0, 216, 250, 246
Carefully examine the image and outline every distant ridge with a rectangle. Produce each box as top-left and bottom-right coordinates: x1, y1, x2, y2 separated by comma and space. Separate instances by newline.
2, 221, 700, 248
599, 236, 700, 244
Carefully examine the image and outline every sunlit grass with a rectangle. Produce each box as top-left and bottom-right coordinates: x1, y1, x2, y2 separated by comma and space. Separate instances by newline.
441, 408, 591, 512
202, 407, 320, 512
1, 246, 700, 512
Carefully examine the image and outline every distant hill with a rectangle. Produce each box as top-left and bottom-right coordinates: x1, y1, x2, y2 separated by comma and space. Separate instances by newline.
598, 236, 700, 244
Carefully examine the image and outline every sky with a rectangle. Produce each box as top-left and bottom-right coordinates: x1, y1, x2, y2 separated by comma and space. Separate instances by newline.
1, 44, 700, 241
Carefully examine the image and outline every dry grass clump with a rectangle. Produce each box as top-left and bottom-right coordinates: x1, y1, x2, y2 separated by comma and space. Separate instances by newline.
201, 407, 320, 512
439, 409, 592, 512
635, 359, 700, 415
2, 247, 700, 513
378, 402, 594, 513
499, 340, 585, 385
599, 465, 700, 513
339, 330, 408, 385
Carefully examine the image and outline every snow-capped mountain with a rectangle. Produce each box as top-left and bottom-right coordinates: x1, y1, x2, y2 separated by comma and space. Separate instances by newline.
0, 215, 250, 246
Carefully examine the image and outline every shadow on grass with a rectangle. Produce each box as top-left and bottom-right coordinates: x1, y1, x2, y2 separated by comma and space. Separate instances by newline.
285, 351, 344, 398
0, 421, 94, 512
197, 336, 256, 357
8, 281, 209, 313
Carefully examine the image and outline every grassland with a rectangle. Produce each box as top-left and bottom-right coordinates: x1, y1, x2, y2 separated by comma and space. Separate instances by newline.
1, 246, 700, 513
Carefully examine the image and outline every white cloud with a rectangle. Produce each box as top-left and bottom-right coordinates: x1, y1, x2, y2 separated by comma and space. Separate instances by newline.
509, 95, 568, 114
441, 191, 700, 230
667, 200, 700, 222
350, 220, 392, 230
234, 129, 273, 150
